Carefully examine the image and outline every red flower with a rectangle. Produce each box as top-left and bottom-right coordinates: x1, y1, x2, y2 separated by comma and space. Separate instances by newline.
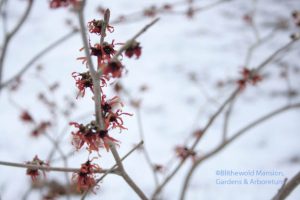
101, 95, 123, 115
105, 109, 133, 131
72, 71, 108, 98
143, 6, 157, 17
72, 71, 94, 98
20, 111, 34, 123
175, 146, 196, 161
26, 155, 49, 181
243, 14, 253, 24
102, 60, 124, 78
31, 121, 51, 137
70, 121, 119, 152
72, 159, 100, 193
88, 19, 114, 35
49, 0, 77, 9
91, 42, 116, 65
237, 68, 262, 90
125, 41, 142, 59
77, 42, 117, 66
292, 11, 300, 27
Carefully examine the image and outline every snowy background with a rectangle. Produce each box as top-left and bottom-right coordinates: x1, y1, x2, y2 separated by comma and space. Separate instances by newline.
0, 0, 300, 199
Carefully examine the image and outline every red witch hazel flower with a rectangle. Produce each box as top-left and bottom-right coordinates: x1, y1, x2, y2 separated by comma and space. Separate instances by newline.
237, 68, 262, 90
20, 110, 34, 123
72, 71, 93, 98
49, 0, 77, 9
101, 95, 123, 115
175, 146, 197, 161
77, 42, 117, 66
105, 109, 133, 131
72, 71, 108, 98
88, 19, 114, 35
70, 121, 119, 152
292, 11, 300, 27
101, 60, 124, 78
125, 41, 142, 59
72, 159, 100, 193
101, 95, 133, 131
26, 155, 49, 181
31, 121, 51, 137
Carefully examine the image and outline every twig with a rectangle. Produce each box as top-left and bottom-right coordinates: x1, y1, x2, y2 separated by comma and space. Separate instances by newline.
0, 160, 116, 174
179, 102, 300, 200
151, 37, 300, 199
81, 141, 144, 200
78, 2, 155, 199
0, 29, 78, 90
0, 0, 34, 86
136, 107, 160, 187
77, 2, 105, 129
271, 171, 300, 200
44, 133, 71, 200
109, 142, 148, 200
222, 96, 236, 142
112, 18, 159, 59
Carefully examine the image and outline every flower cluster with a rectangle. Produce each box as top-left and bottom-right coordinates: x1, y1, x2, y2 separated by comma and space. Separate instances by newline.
88, 19, 114, 35
31, 121, 51, 137
292, 11, 300, 27
175, 146, 196, 161
72, 159, 100, 192
26, 155, 49, 181
71, 14, 137, 146
20, 110, 34, 123
101, 95, 133, 131
124, 41, 142, 59
49, 0, 77, 9
20, 111, 51, 137
237, 68, 262, 90
70, 121, 119, 152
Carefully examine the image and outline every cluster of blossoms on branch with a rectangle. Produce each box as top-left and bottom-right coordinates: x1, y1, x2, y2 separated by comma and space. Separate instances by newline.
72, 159, 101, 192
26, 155, 49, 181
49, 0, 78, 9
69, 12, 141, 192
20, 110, 52, 137
237, 68, 262, 90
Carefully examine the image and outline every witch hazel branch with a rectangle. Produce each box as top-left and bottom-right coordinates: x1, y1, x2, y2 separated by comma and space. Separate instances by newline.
72, 1, 158, 198
0, 1, 158, 200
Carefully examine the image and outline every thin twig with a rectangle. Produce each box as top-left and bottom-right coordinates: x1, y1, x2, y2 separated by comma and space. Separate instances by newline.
179, 102, 300, 200
222, 96, 236, 142
109, 142, 148, 200
272, 171, 300, 200
112, 18, 159, 59
81, 141, 144, 200
0, 29, 78, 90
0, 160, 116, 174
0, 0, 34, 86
77, 2, 155, 199
151, 37, 300, 199
136, 107, 160, 187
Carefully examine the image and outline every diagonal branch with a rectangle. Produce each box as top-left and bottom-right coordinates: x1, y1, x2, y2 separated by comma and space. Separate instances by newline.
0, 29, 78, 90
152, 37, 300, 199
272, 171, 300, 200
0, 0, 34, 86
179, 102, 300, 200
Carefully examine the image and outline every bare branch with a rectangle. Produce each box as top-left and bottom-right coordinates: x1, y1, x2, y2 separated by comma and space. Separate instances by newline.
112, 18, 159, 59
179, 102, 300, 200
272, 171, 300, 200
0, 160, 117, 174
81, 141, 144, 200
152, 37, 300, 199
0, 30, 78, 90
0, 0, 34, 85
